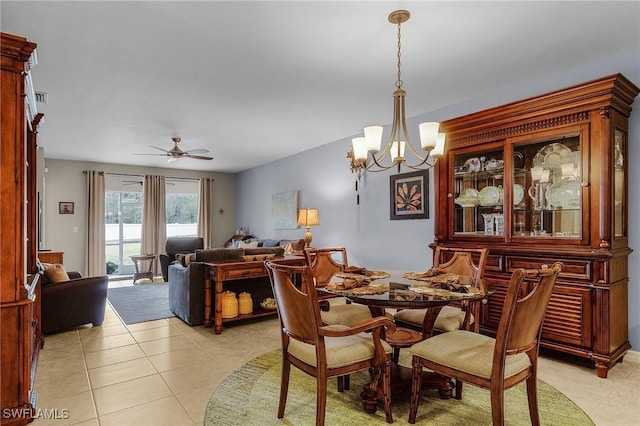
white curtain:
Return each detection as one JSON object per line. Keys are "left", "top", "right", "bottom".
{"left": 141, "top": 175, "right": 166, "bottom": 276}
{"left": 198, "top": 178, "right": 214, "bottom": 248}
{"left": 85, "top": 171, "right": 105, "bottom": 276}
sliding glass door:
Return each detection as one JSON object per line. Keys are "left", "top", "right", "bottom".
{"left": 105, "top": 191, "right": 143, "bottom": 276}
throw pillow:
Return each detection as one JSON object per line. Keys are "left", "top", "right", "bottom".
{"left": 44, "top": 263, "right": 70, "bottom": 283}
{"left": 237, "top": 240, "right": 259, "bottom": 249}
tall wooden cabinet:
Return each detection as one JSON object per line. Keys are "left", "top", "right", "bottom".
{"left": 1, "top": 32, "right": 43, "bottom": 425}
{"left": 434, "top": 74, "right": 639, "bottom": 378}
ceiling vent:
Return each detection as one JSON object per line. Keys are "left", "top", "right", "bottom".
{"left": 35, "top": 91, "right": 48, "bottom": 103}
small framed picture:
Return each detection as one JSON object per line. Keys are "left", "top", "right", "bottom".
{"left": 390, "top": 171, "right": 429, "bottom": 220}
{"left": 59, "top": 202, "right": 74, "bottom": 214}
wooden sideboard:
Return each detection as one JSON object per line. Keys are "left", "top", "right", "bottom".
{"left": 203, "top": 256, "right": 305, "bottom": 333}
{"left": 38, "top": 251, "right": 64, "bottom": 265}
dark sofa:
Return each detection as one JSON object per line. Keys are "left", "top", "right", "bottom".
{"left": 159, "top": 236, "right": 204, "bottom": 282}
{"left": 41, "top": 271, "right": 108, "bottom": 334}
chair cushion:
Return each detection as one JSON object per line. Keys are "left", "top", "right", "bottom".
{"left": 320, "top": 304, "right": 373, "bottom": 327}
{"left": 394, "top": 305, "right": 474, "bottom": 332}
{"left": 288, "top": 325, "right": 392, "bottom": 368}
{"left": 410, "top": 330, "right": 531, "bottom": 379}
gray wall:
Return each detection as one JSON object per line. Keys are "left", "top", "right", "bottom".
{"left": 42, "top": 159, "right": 236, "bottom": 274}
{"left": 236, "top": 51, "right": 640, "bottom": 351}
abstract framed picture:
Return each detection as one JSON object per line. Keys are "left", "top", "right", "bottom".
{"left": 390, "top": 171, "right": 429, "bottom": 220}
{"left": 272, "top": 190, "right": 299, "bottom": 229}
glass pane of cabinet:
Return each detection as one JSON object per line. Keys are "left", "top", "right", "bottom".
{"left": 451, "top": 132, "right": 584, "bottom": 239}
{"left": 513, "top": 133, "right": 582, "bottom": 239}
{"left": 453, "top": 148, "right": 504, "bottom": 236}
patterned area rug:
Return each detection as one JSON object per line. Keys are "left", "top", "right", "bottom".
{"left": 205, "top": 349, "right": 594, "bottom": 426}
{"left": 106, "top": 282, "right": 174, "bottom": 324}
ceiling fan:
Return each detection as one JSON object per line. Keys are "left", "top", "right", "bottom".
{"left": 136, "top": 137, "right": 213, "bottom": 162}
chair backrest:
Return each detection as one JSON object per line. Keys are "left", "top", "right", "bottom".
{"left": 265, "top": 261, "right": 322, "bottom": 344}
{"left": 303, "top": 247, "right": 348, "bottom": 287}
{"left": 165, "top": 237, "right": 204, "bottom": 257}
{"left": 496, "top": 262, "right": 563, "bottom": 360}
{"left": 433, "top": 246, "right": 488, "bottom": 289}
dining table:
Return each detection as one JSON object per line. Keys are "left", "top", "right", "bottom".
{"left": 321, "top": 269, "right": 492, "bottom": 415}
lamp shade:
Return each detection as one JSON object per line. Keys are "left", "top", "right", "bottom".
{"left": 297, "top": 208, "right": 320, "bottom": 227}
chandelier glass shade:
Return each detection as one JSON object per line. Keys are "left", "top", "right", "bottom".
{"left": 348, "top": 10, "right": 446, "bottom": 174}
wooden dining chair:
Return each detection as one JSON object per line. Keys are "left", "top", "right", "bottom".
{"left": 303, "top": 247, "right": 374, "bottom": 328}
{"left": 265, "top": 261, "right": 395, "bottom": 426}
{"left": 394, "top": 246, "right": 489, "bottom": 336}
{"left": 407, "top": 262, "right": 563, "bottom": 425}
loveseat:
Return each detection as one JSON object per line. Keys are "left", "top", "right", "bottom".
{"left": 40, "top": 267, "right": 108, "bottom": 334}
{"left": 168, "top": 246, "right": 287, "bottom": 325}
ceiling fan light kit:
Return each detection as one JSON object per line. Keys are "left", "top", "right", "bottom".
{"left": 348, "top": 9, "right": 446, "bottom": 175}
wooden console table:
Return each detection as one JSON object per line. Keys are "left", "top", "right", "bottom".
{"left": 203, "top": 256, "right": 305, "bottom": 334}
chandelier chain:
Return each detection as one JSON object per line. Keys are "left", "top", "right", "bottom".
{"left": 396, "top": 20, "right": 403, "bottom": 89}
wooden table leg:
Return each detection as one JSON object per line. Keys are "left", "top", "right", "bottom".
{"left": 214, "top": 278, "right": 224, "bottom": 334}
{"left": 204, "top": 276, "right": 212, "bottom": 327}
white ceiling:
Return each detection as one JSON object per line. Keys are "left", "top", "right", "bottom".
{"left": 2, "top": 1, "right": 638, "bottom": 173}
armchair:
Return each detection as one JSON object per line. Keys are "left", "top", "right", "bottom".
{"left": 159, "top": 236, "right": 204, "bottom": 282}
{"left": 41, "top": 270, "right": 108, "bottom": 335}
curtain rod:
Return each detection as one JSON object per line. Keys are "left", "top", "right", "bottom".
{"left": 82, "top": 171, "right": 214, "bottom": 181}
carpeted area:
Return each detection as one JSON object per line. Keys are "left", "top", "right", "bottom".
{"left": 205, "top": 349, "right": 594, "bottom": 426}
{"left": 106, "top": 282, "right": 175, "bottom": 325}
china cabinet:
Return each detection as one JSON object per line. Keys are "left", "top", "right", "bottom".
{"left": 1, "top": 32, "right": 43, "bottom": 424}
{"left": 433, "top": 74, "right": 639, "bottom": 378}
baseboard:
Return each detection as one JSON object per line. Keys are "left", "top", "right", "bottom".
{"left": 624, "top": 349, "right": 640, "bottom": 364}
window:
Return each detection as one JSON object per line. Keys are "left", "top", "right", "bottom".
{"left": 104, "top": 176, "right": 199, "bottom": 276}
{"left": 166, "top": 178, "right": 198, "bottom": 238}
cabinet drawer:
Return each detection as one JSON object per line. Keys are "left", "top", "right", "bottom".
{"left": 224, "top": 265, "right": 266, "bottom": 279}
{"left": 506, "top": 256, "right": 592, "bottom": 281}
{"left": 486, "top": 254, "right": 504, "bottom": 272}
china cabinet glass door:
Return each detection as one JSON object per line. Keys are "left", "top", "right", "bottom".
{"left": 452, "top": 146, "right": 504, "bottom": 236}
{"left": 511, "top": 129, "right": 584, "bottom": 240}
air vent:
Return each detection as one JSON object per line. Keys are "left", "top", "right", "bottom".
{"left": 35, "top": 91, "right": 48, "bottom": 103}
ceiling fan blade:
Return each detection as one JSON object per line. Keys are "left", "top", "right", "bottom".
{"left": 186, "top": 154, "right": 213, "bottom": 161}
{"left": 149, "top": 145, "right": 170, "bottom": 153}
{"left": 132, "top": 153, "right": 167, "bottom": 156}
{"left": 185, "top": 148, "right": 209, "bottom": 155}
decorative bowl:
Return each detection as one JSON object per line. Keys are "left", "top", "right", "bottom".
{"left": 243, "top": 253, "right": 276, "bottom": 262}
{"left": 260, "top": 297, "right": 277, "bottom": 310}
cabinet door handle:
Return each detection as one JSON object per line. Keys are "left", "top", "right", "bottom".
{"left": 32, "top": 318, "right": 38, "bottom": 327}
{"left": 447, "top": 193, "right": 453, "bottom": 198}
{"left": 581, "top": 181, "right": 589, "bottom": 187}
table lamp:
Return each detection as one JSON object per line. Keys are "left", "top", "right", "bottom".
{"left": 297, "top": 208, "right": 320, "bottom": 248}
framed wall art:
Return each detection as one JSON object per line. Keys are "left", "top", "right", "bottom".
{"left": 390, "top": 171, "right": 429, "bottom": 220}
{"left": 59, "top": 202, "right": 74, "bottom": 214}
{"left": 272, "top": 190, "right": 299, "bottom": 229}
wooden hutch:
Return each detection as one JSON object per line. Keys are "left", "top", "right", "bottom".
{"left": 1, "top": 33, "right": 43, "bottom": 424}
{"left": 433, "top": 74, "right": 639, "bottom": 378}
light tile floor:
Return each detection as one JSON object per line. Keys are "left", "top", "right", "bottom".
{"left": 32, "top": 283, "right": 639, "bottom": 426}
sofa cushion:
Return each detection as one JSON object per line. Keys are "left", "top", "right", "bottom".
{"left": 237, "top": 240, "right": 259, "bottom": 249}
{"left": 176, "top": 253, "right": 196, "bottom": 267}
{"left": 42, "top": 263, "right": 70, "bottom": 284}
{"left": 259, "top": 239, "right": 281, "bottom": 247}
{"left": 195, "top": 248, "right": 245, "bottom": 262}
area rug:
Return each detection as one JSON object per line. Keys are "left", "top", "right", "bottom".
{"left": 205, "top": 349, "right": 594, "bottom": 426}
{"left": 107, "top": 282, "right": 174, "bottom": 325}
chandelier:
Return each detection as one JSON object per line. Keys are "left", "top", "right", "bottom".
{"left": 348, "top": 10, "right": 446, "bottom": 174}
